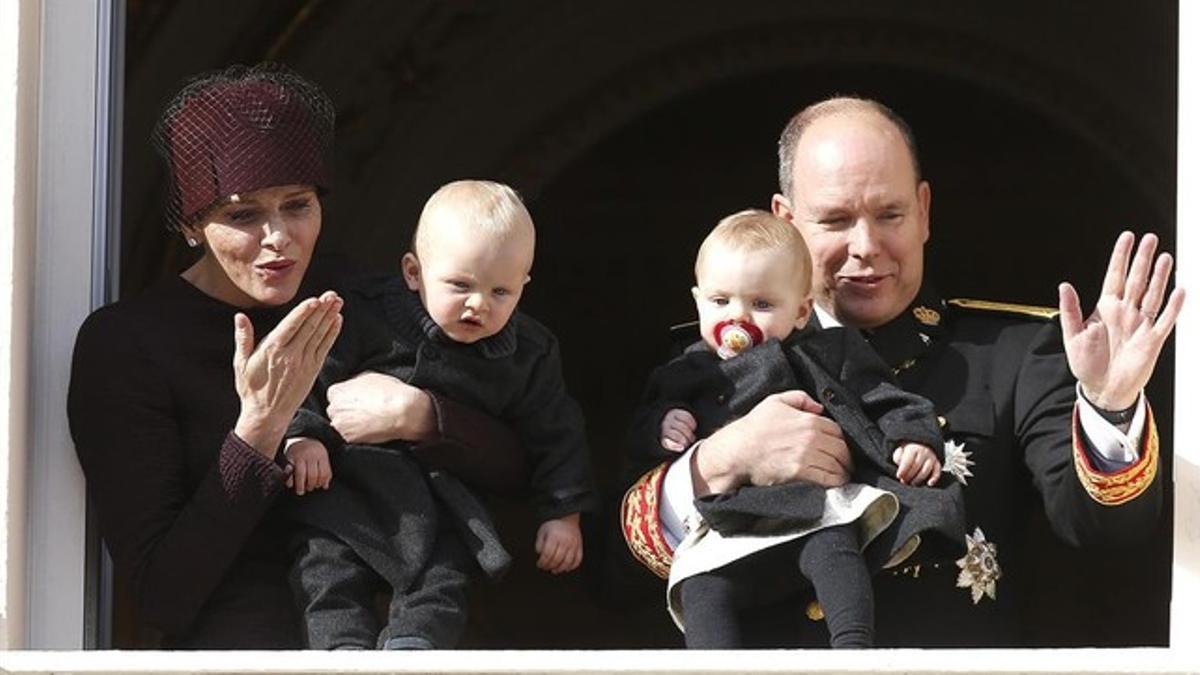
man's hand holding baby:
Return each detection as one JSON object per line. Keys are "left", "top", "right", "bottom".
{"left": 535, "top": 512, "right": 583, "bottom": 574}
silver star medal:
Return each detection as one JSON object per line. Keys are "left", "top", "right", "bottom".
{"left": 943, "top": 439, "right": 974, "bottom": 485}
{"left": 956, "top": 527, "right": 1001, "bottom": 603}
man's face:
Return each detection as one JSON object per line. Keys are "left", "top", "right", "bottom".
{"left": 772, "top": 113, "right": 930, "bottom": 329}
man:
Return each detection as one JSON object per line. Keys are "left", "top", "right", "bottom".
{"left": 620, "top": 96, "right": 1184, "bottom": 646}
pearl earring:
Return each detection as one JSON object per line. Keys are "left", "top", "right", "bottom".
{"left": 186, "top": 237, "right": 199, "bottom": 248}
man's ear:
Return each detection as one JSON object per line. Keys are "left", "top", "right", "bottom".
{"left": 917, "top": 180, "right": 932, "bottom": 244}
{"left": 771, "top": 193, "right": 795, "bottom": 224}
{"left": 401, "top": 252, "right": 422, "bottom": 291}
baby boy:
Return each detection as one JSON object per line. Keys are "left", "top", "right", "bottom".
{"left": 286, "top": 180, "right": 593, "bottom": 650}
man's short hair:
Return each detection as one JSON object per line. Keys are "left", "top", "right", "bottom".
{"left": 414, "top": 179, "right": 534, "bottom": 255}
{"left": 696, "top": 209, "right": 813, "bottom": 297}
{"left": 777, "top": 96, "right": 922, "bottom": 198}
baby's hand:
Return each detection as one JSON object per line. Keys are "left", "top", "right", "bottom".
{"left": 892, "top": 442, "right": 942, "bottom": 486}
{"left": 660, "top": 408, "right": 697, "bottom": 452}
{"left": 535, "top": 513, "right": 583, "bottom": 574}
{"left": 285, "top": 437, "right": 333, "bottom": 495}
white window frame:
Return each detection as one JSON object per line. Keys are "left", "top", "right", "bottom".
{"left": 24, "top": 0, "right": 110, "bottom": 650}
{"left": 5, "top": 0, "right": 1198, "bottom": 670}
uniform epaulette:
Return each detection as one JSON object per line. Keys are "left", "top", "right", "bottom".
{"left": 946, "top": 298, "right": 1058, "bottom": 320}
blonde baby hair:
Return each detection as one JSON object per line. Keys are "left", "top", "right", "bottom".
{"left": 413, "top": 179, "right": 535, "bottom": 257}
{"left": 695, "top": 209, "right": 813, "bottom": 296}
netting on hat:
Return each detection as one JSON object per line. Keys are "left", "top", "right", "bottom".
{"left": 151, "top": 63, "right": 335, "bottom": 231}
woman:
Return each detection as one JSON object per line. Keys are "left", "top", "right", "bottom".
{"left": 68, "top": 64, "right": 523, "bottom": 649}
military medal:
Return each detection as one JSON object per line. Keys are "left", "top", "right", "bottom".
{"left": 944, "top": 439, "right": 975, "bottom": 486}
{"left": 956, "top": 527, "right": 1001, "bottom": 603}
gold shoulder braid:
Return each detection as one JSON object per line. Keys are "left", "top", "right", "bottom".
{"left": 946, "top": 298, "right": 1058, "bottom": 320}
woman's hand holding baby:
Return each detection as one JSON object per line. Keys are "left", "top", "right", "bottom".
{"left": 326, "top": 372, "right": 436, "bottom": 444}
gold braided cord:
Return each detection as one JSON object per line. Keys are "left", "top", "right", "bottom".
{"left": 621, "top": 463, "right": 673, "bottom": 579}
{"left": 1072, "top": 403, "right": 1159, "bottom": 506}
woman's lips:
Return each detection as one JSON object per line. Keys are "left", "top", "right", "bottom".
{"left": 255, "top": 259, "right": 296, "bottom": 280}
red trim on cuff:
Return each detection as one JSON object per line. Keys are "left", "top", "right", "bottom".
{"left": 621, "top": 462, "right": 674, "bottom": 579}
{"left": 1072, "top": 401, "right": 1159, "bottom": 506}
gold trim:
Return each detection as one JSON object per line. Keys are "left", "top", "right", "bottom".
{"left": 913, "top": 306, "right": 941, "bottom": 326}
{"left": 946, "top": 298, "right": 1058, "bottom": 319}
{"left": 805, "top": 601, "right": 825, "bottom": 621}
{"left": 1072, "top": 403, "right": 1160, "bottom": 505}
{"left": 621, "top": 464, "right": 673, "bottom": 579}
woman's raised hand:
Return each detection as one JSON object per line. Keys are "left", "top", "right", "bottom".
{"left": 233, "top": 291, "right": 343, "bottom": 457}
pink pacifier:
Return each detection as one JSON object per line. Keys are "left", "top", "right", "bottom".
{"left": 713, "top": 320, "right": 764, "bottom": 359}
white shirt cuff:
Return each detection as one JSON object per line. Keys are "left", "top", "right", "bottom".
{"left": 660, "top": 443, "right": 704, "bottom": 549}
{"left": 1075, "top": 384, "right": 1147, "bottom": 469}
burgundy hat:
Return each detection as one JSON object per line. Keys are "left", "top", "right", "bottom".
{"left": 153, "top": 64, "right": 334, "bottom": 230}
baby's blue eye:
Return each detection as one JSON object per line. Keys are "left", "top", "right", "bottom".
{"left": 753, "top": 300, "right": 773, "bottom": 310}
{"left": 712, "top": 298, "right": 728, "bottom": 306}
{"left": 493, "top": 288, "right": 510, "bottom": 297}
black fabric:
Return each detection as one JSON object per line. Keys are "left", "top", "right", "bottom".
{"left": 694, "top": 483, "right": 827, "bottom": 536}
{"left": 678, "top": 573, "right": 743, "bottom": 648}
{"left": 290, "top": 520, "right": 472, "bottom": 650}
{"left": 288, "top": 442, "right": 506, "bottom": 588}
{"left": 632, "top": 326, "right": 965, "bottom": 566}
{"left": 68, "top": 275, "right": 300, "bottom": 647}
{"left": 378, "top": 520, "right": 473, "bottom": 649}
{"left": 798, "top": 525, "right": 873, "bottom": 649}
{"left": 628, "top": 282, "right": 1165, "bottom": 647}
{"left": 287, "top": 274, "right": 593, "bottom": 647}
{"left": 678, "top": 525, "right": 871, "bottom": 649}
{"left": 293, "top": 275, "right": 594, "bottom": 519}
{"left": 290, "top": 529, "right": 385, "bottom": 649}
